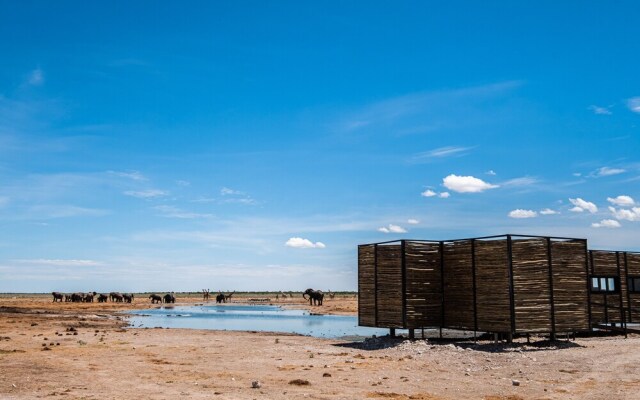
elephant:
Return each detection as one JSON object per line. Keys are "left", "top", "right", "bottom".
{"left": 303, "top": 288, "right": 324, "bottom": 306}
{"left": 71, "top": 292, "right": 85, "bottom": 302}
{"left": 83, "top": 292, "right": 97, "bottom": 302}
{"left": 216, "top": 291, "right": 234, "bottom": 303}
{"left": 64, "top": 294, "right": 73, "bottom": 302}
{"left": 52, "top": 292, "right": 64, "bottom": 302}
{"left": 163, "top": 293, "right": 175, "bottom": 304}
{"left": 149, "top": 294, "right": 162, "bottom": 304}
{"left": 123, "top": 293, "right": 134, "bottom": 303}
{"left": 97, "top": 293, "right": 109, "bottom": 303}
{"left": 110, "top": 292, "right": 124, "bottom": 302}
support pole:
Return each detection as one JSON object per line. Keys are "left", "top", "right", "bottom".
{"left": 546, "top": 237, "right": 557, "bottom": 340}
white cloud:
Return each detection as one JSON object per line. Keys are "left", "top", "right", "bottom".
{"left": 508, "top": 209, "right": 537, "bottom": 219}
{"left": 502, "top": 177, "right": 538, "bottom": 187}
{"left": 27, "top": 68, "right": 44, "bottom": 86}
{"left": 108, "top": 170, "right": 147, "bottom": 181}
{"left": 627, "top": 97, "right": 640, "bottom": 113}
{"left": 378, "top": 224, "right": 407, "bottom": 233}
{"left": 588, "top": 105, "right": 612, "bottom": 115}
{"left": 154, "top": 205, "right": 214, "bottom": 219}
{"left": 221, "top": 187, "right": 243, "bottom": 196}
{"left": 443, "top": 174, "right": 498, "bottom": 193}
{"left": 608, "top": 206, "right": 640, "bottom": 221}
{"left": 12, "top": 259, "right": 103, "bottom": 267}
{"left": 595, "top": 167, "right": 626, "bottom": 177}
{"left": 486, "top": 170, "right": 496, "bottom": 176}
{"left": 407, "top": 219, "right": 419, "bottom": 225}
{"left": 124, "top": 189, "right": 167, "bottom": 198}
{"left": 411, "top": 146, "right": 472, "bottom": 162}
{"left": 570, "top": 206, "right": 585, "bottom": 213}
{"left": 285, "top": 237, "right": 326, "bottom": 249}
{"left": 607, "top": 195, "right": 635, "bottom": 207}
{"left": 439, "top": 192, "right": 450, "bottom": 198}
{"left": 176, "top": 180, "right": 190, "bottom": 186}
{"left": 421, "top": 189, "right": 437, "bottom": 197}
{"left": 569, "top": 198, "right": 598, "bottom": 213}
{"left": 540, "top": 208, "right": 559, "bottom": 215}
{"left": 592, "top": 219, "right": 621, "bottom": 229}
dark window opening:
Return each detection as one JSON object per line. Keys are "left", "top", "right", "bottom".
{"left": 627, "top": 276, "right": 640, "bottom": 293}
{"left": 591, "top": 276, "right": 618, "bottom": 293}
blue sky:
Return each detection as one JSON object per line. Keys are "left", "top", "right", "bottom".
{"left": 1, "top": 1, "right": 639, "bottom": 292}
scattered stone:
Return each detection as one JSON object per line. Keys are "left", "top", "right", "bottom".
{"left": 251, "top": 381, "right": 262, "bottom": 389}
{"left": 31, "top": 323, "right": 38, "bottom": 327}
{"left": 323, "top": 373, "right": 331, "bottom": 378}
{"left": 512, "top": 379, "right": 521, "bottom": 386}
{"left": 288, "top": 379, "right": 310, "bottom": 386}
{"left": 42, "top": 347, "right": 51, "bottom": 351}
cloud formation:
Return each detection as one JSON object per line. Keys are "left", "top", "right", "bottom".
{"left": 627, "top": 97, "right": 640, "bottom": 113}
{"left": 588, "top": 105, "right": 612, "bottom": 115}
{"left": 595, "top": 167, "right": 626, "bottom": 177}
{"left": 378, "top": 224, "right": 407, "bottom": 233}
{"left": 27, "top": 68, "right": 44, "bottom": 86}
{"left": 540, "top": 208, "right": 559, "bottom": 215}
{"left": 285, "top": 237, "right": 326, "bottom": 249}
{"left": 569, "top": 198, "right": 597, "bottom": 213}
{"left": 443, "top": 174, "right": 498, "bottom": 193}
{"left": 607, "top": 195, "right": 635, "bottom": 207}
{"left": 508, "top": 209, "right": 537, "bottom": 219}
{"left": 421, "top": 189, "right": 436, "bottom": 197}
{"left": 407, "top": 219, "right": 419, "bottom": 225}
{"left": 608, "top": 206, "right": 640, "bottom": 221}
{"left": 411, "top": 146, "right": 472, "bottom": 162}
{"left": 591, "top": 219, "right": 621, "bottom": 229}
{"left": 12, "top": 259, "right": 103, "bottom": 267}
{"left": 124, "top": 189, "right": 167, "bottom": 198}
{"left": 108, "top": 170, "right": 147, "bottom": 181}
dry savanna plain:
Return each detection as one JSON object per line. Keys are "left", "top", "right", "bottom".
{"left": 1, "top": 293, "right": 639, "bottom": 400}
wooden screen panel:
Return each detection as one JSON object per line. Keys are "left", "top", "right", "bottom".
{"left": 443, "top": 241, "right": 474, "bottom": 330}
{"left": 375, "top": 244, "right": 404, "bottom": 327}
{"left": 511, "top": 238, "right": 552, "bottom": 333}
{"left": 358, "top": 244, "right": 376, "bottom": 327}
{"left": 552, "top": 241, "right": 589, "bottom": 332}
{"left": 475, "top": 239, "right": 511, "bottom": 333}
{"left": 405, "top": 241, "right": 442, "bottom": 328}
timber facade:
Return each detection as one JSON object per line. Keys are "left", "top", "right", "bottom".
{"left": 358, "top": 234, "right": 640, "bottom": 337}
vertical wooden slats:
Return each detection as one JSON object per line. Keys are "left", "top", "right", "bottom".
{"left": 511, "top": 238, "right": 552, "bottom": 333}
{"left": 405, "top": 241, "right": 442, "bottom": 327}
{"left": 474, "top": 239, "right": 511, "bottom": 332}
{"left": 551, "top": 241, "right": 589, "bottom": 332}
{"left": 357, "top": 245, "right": 375, "bottom": 326}
{"left": 376, "top": 244, "right": 404, "bottom": 327}
{"left": 443, "top": 241, "right": 475, "bottom": 330}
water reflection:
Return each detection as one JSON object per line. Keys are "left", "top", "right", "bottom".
{"left": 126, "top": 305, "right": 388, "bottom": 339}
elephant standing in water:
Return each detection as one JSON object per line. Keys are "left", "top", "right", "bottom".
{"left": 303, "top": 288, "right": 324, "bottom": 306}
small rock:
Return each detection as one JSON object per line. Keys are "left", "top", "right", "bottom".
{"left": 512, "top": 379, "right": 521, "bottom": 386}
{"left": 323, "top": 373, "right": 331, "bottom": 378}
{"left": 251, "top": 381, "right": 261, "bottom": 389}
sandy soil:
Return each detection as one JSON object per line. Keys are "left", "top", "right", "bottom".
{"left": 1, "top": 294, "right": 639, "bottom": 400}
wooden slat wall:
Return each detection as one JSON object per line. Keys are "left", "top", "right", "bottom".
{"left": 512, "top": 239, "right": 552, "bottom": 333}
{"left": 475, "top": 239, "right": 511, "bottom": 332}
{"left": 590, "top": 251, "right": 622, "bottom": 324}
{"left": 627, "top": 253, "right": 640, "bottom": 322}
{"left": 357, "top": 245, "right": 376, "bottom": 327}
{"left": 551, "top": 241, "right": 589, "bottom": 332}
{"left": 443, "top": 241, "right": 474, "bottom": 330}
{"left": 405, "top": 241, "right": 442, "bottom": 328}
{"left": 376, "top": 244, "right": 404, "bottom": 327}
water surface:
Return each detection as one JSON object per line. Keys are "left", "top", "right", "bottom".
{"left": 127, "top": 304, "right": 389, "bottom": 339}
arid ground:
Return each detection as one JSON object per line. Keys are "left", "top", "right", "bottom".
{"left": 1, "top": 294, "right": 639, "bottom": 399}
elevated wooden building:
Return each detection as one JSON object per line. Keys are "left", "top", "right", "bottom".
{"left": 358, "top": 234, "right": 640, "bottom": 338}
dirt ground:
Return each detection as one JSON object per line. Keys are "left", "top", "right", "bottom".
{"left": 1, "top": 294, "right": 639, "bottom": 400}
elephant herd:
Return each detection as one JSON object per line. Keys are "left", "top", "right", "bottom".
{"left": 52, "top": 288, "right": 330, "bottom": 306}
{"left": 51, "top": 291, "right": 135, "bottom": 303}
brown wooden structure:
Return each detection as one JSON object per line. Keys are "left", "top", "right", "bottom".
{"left": 358, "top": 234, "right": 640, "bottom": 338}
